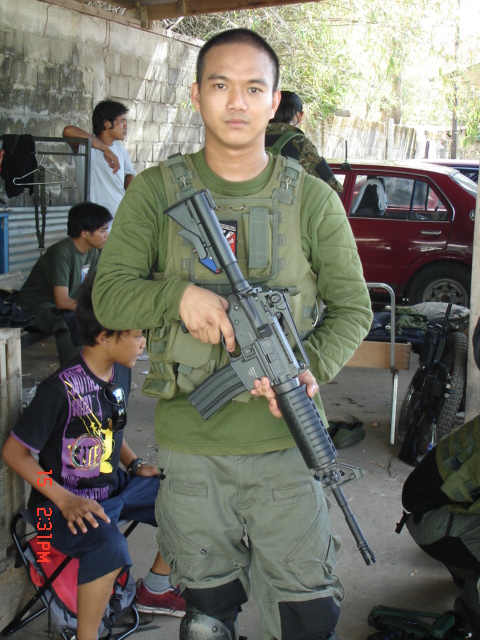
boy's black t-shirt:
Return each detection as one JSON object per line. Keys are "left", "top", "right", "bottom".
{"left": 12, "top": 354, "right": 131, "bottom": 511}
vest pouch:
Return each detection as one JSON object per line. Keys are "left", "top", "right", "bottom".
{"left": 241, "top": 205, "right": 277, "bottom": 281}
{"left": 142, "top": 325, "right": 179, "bottom": 399}
{"left": 277, "top": 287, "right": 319, "bottom": 346}
{"left": 171, "top": 328, "right": 227, "bottom": 395}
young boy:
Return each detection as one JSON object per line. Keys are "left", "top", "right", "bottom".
{"left": 2, "top": 276, "right": 184, "bottom": 640}
{"left": 16, "top": 201, "right": 112, "bottom": 366}
{"left": 63, "top": 100, "right": 136, "bottom": 217}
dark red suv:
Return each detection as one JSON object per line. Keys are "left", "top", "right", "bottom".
{"left": 329, "top": 160, "right": 477, "bottom": 306}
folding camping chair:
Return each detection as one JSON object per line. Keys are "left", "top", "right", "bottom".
{"left": 1, "top": 509, "right": 140, "bottom": 639}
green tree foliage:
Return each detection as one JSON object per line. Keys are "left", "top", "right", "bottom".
{"left": 159, "top": 5, "right": 358, "bottom": 126}
{"left": 158, "top": 0, "right": 480, "bottom": 142}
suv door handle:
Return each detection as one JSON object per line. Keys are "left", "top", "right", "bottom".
{"left": 420, "top": 230, "right": 442, "bottom": 236}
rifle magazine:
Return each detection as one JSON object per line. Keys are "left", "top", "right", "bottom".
{"left": 188, "top": 363, "right": 248, "bottom": 419}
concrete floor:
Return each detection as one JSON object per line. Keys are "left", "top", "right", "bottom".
{"left": 6, "top": 336, "right": 459, "bottom": 640}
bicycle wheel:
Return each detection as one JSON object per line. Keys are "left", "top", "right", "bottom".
{"left": 396, "top": 331, "right": 468, "bottom": 453}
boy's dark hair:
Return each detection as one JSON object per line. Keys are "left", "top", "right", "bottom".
{"left": 76, "top": 272, "right": 115, "bottom": 346}
{"left": 92, "top": 100, "right": 129, "bottom": 136}
{"left": 196, "top": 28, "right": 280, "bottom": 91}
{"left": 270, "top": 90, "right": 303, "bottom": 124}
{"left": 67, "top": 202, "right": 112, "bottom": 238}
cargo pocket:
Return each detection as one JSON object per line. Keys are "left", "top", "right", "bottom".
{"left": 156, "top": 477, "right": 210, "bottom": 582}
{"left": 284, "top": 508, "right": 342, "bottom": 590}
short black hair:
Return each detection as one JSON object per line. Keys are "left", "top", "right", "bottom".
{"left": 67, "top": 202, "right": 112, "bottom": 238}
{"left": 92, "top": 99, "right": 128, "bottom": 136}
{"left": 196, "top": 28, "right": 280, "bottom": 91}
{"left": 76, "top": 272, "right": 116, "bottom": 346}
{"left": 270, "top": 90, "right": 303, "bottom": 124}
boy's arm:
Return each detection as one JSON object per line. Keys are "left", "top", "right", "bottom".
{"left": 62, "top": 125, "right": 120, "bottom": 173}
{"left": 120, "top": 439, "right": 159, "bottom": 477}
{"left": 2, "top": 435, "right": 110, "bottom": 534}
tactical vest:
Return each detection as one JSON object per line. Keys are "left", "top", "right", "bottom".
{"left": 435, "top": 415, "right": 480, "bottom": 514}
{"left": 142, "top": 152, "right": 321, "bottom": 401}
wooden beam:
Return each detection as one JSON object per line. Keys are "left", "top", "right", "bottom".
{"left": 145, "top": 0, "right": 320, "bottom": 21}
{"left": 139, "top": 3, "right": 150, "bottom": 27}
{"left": 40, "top": 0, "right": 323, "bottom": 28}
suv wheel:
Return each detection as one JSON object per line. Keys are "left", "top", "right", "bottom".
{"left": 407, "top": 263, "right": 471, "bottom": 306}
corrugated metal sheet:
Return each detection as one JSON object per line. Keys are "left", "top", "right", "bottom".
{"left": 5, "top": 206, "right": 69, "bottom": 285}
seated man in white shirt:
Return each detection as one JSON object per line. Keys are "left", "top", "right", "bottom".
{"left": 63, "top": 100, "right": 136, "bottom": 217}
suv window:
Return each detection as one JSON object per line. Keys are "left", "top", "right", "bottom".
{"left": 350, "top": 174, "right": 448, "bottom": 221}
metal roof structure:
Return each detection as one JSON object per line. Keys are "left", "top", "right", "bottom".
{"left": 52, "top": 0, "right": 320, "bottom": 29}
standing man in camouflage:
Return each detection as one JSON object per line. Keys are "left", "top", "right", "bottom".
{"left": 265, "top": 90, "right": 343, "bottom": 193}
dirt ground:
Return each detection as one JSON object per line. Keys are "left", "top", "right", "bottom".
{"left": 12, "top": 335, "right": 458, "bottom": 640}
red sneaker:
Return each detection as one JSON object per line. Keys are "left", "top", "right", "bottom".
{"left": 135, "top": 578, "right": 186, "bottom": 617}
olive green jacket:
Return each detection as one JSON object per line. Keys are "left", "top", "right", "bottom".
{"left": 93, "top": 150, "right": 372, "bottom": 455}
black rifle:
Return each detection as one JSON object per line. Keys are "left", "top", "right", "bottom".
{"left": 398, "top": 296, "right": 455, "bottom": 467}
{"left": 164, "top": 189, "right": 375, "bottom": 565}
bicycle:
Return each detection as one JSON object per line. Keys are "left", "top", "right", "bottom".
{"left": 397, "top": 296, "right": 468, "bottom": 466}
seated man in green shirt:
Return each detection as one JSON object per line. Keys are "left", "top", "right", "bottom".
{"left": 17, "top": 201, "right": 112, "bottom": 365}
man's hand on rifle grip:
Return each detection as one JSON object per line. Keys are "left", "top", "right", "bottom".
{"left": 179, "top": 284, "right": 236, "bottom": 351}
{"left": 250, "top": 370, "right": 319, "bottom": 419}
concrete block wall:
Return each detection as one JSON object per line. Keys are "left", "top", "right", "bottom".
{"left": 313, "top": 114, "right": 450, "bottom": 162}
{"left": 0, "top": 0, "right": 204, "bottom": 209}
{"left": 320, "top": 115, "right": 388, "bottom": 160}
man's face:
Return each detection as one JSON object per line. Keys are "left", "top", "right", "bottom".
{"left": 191, "top": 43, "right": 280, "bottom": 152}
{"left": 83, "top": 223, "right": 110, "bottom": 249}
{"left": 106, "top": 114, "right": 127, "bottom": 140}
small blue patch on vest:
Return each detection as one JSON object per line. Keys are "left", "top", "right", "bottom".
{"left": 199, "top": 221, "right": 237, "bottom": 273}
{"left": 200, "top": 256, "right": 219, "bottom": 273}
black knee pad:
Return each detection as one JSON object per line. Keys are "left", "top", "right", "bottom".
{"left": 181, "top": 579, "right": 248, "bottom": 638}
{"left": 421, "top": 537, "right": 480, "bottom": 573}
{"left": 279, "top": 596, "right": 340, "bottom": 640}
{"left": 183, "top": 578, "right": 248, "bottom": 618}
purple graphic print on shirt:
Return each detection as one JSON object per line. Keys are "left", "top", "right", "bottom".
{"left": 59, "top": 364, "right": 113, "bottom": 501}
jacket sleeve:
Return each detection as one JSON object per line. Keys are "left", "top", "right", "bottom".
{"left": 92, "top": 167, "right": 191, "bottom": 331}
{"left": 300, "top": 175, "right": 373, "bottom": 384}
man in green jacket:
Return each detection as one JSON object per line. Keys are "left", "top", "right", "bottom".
{"left": 93, "top": 28, "right": 372, "bottom": 640}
